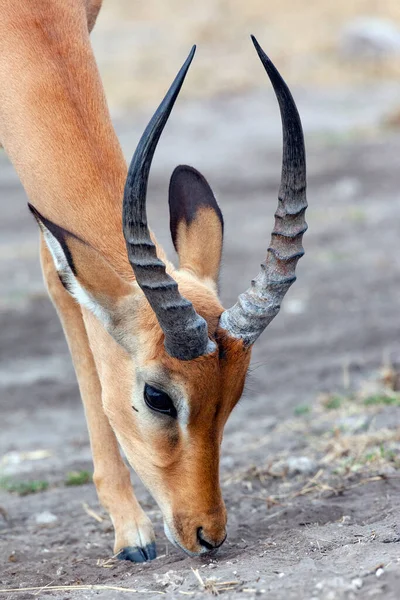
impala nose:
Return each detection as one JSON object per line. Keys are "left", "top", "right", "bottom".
{"left": 197, "top": 527, "right": 227, "bottom": 552}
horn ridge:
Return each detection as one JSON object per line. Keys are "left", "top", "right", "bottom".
{"left": 123, "top": 46, "right": 214, "bottom": 361}
{"left": 219, "top": 36, "right": 307, "bottom": 345}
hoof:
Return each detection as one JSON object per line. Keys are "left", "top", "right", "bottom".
{"left": 117, "top": 541, "right": 157, "bottom": 562}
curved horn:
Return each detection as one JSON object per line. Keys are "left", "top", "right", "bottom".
{"left": 219, "top": 36, "right": 307, "bottom": 346}
{"left": 123, "top": 46, "right": 214, "bottom": 361}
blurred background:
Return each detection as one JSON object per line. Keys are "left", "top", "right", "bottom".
{"left": 93, "top": 0, "right": 400, "bottom": 113}
{"left": 1, "top": 1, "right": 400, "bottom": 596}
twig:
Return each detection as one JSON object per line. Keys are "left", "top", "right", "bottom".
{"left": 191, "top": 568, "right": 205, "bottom": 588}
{"left": 33, "top": 580, "right": 55, "bottom": 597}
{"left": 82, "top": 502, "right": 104, "bottom": 523}
{"left": 191, "top": 569, "right": 240, "bottom": 595}
{"left": 290, "top": 469, "right": 324, "bottom": 498}
{"left": 263, "top": 508, "right": 288, "bottom": 521}
{"left": 0, "top": 585, "right": 165, "bottom": 594}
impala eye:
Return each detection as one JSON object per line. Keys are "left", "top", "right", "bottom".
{"left": 144, "top": 384, "right": 177, "bottom": 419}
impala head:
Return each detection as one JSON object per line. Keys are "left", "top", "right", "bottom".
{"left": 31, "top": 37, "right": 307, "bottom": 557}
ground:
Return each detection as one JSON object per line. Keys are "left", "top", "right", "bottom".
{"left": 1, "top": 67, "right": 400, "bottom": 600}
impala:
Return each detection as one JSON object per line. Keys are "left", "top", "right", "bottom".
{"left": 0, "top": 0, "right": 307, "bottom": 561}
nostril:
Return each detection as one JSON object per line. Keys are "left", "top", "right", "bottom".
{"left": 197, "top": 527, "right": 215, "bottom": 550}
{"left": 197, "top": 527, "right": 226, "bottom": 551}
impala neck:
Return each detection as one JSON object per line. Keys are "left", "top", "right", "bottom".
{"left": 0, "top": 0, "right": 133, "bottom": 277}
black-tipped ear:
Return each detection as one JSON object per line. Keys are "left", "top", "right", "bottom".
{"left": 169, "top": 165, "right": 223, "bottom": 250}
{"left": 28, "top": 203, "right": 77, "bottom": 277}
{"left": 168, "top": 165, "right": 223, "bottom": 285}
{"left": 28, "top": 203, "right": 139, "bottom": 350}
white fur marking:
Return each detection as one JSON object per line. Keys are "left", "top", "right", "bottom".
{"left": 41, "top": 225, "right": 111, "bottom": 328}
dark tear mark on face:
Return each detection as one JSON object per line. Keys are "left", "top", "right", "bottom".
{"left": 168, "top": 165, "right": 223, "bottom": 251}
{"left": 218, "top": 342, "right": 227, "bottom": 361}
{"left": 28, "top": 203, "right": 77, "bottom": 276}
{"left": 213, "top": 329, "right": 228, "bottom": 361}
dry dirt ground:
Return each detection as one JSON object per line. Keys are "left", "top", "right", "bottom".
{"left": 1, "top": 82, "right": 400, "bottom": 599}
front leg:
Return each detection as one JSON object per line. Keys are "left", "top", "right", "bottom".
{"left": 40, "top": 238, "right": 156, "bottom": 561}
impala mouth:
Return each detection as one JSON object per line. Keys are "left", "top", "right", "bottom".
{"left": 163, "top": 521, "right": 197, "bottom": 556}
{"left": 163, "top": 521, "right": 219, "bottom": 557}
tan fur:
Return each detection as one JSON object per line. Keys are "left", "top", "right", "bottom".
{"left": 40, "top": 239, "right": 155, "bottom": 552}
{"left": 175, "top": 206, "right": 223, "bottom": 287}
{"left": 2, "top": 0, "right": 253, "bottom": 557}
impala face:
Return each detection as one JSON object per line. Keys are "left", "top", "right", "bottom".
{"left": 32, "top": 37, "right": 307, "bottom": 559}
{"left": 100, "top": 285, "right": 252, "bottom": 555}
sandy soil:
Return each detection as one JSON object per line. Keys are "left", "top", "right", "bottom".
{"left": 1, "top": 80, "right": 400, "bottom": 598}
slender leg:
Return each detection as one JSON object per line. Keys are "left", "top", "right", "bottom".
{"left": 40, "top": 237, "right": 156, "bottom": 561}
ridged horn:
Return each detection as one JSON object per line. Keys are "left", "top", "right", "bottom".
{"left": 122, "top": 46, "right": 215, "bottom": 360}
{"left": 219, "top": 36, "right": 307, "bottom": 345}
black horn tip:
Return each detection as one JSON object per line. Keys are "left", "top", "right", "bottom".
{"left": 250, "top": 35, "right": 271, "bottom": 65}
{"left": 250, "top": 35, "right": 266, "bottom": 57}
{"left": 250, "top": 35, "right": 286, "bottom": 92}
{"left": 184, "top": 45, "right": 196, "bottom": 70}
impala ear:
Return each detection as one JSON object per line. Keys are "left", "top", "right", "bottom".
{"left": 29, "top": 204, "right": 138, "bottom": 348}
{"left": 169, "top": 165, "right": 224, "bottom": 287}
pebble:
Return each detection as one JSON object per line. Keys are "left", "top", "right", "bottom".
{"left": 336, "top": 415, "right": 370, "bottom": 434}
{"left": 339, "top": 18, "right": 400, "bottom": 60}
{"left": 153, "top": 570, "right": 184, "bottom": 589}
{"left": 333, "top": 177, "right": 362, "bottom": 200}
{"left": 35, "top": 511, "right": 58, "bottom": 525}
{"left": 286, "top": 456, "right": 318, "bottom": 477}
{"left": 351, "top": 577, "right": 363, "bottom": 590}
{"left": 284, "top": 298, "right": 307, "bottom": 315}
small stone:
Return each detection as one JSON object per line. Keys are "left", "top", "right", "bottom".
{"left": 299, "top": 557, "right": 317, "bottom": 571}
{"left": 153, "top": 570, "right": 184, "bottom": 589}
{"left": 220, "top": 455, "right": 235, "bottom": 469}
{"left": 336, "top": 415, "right": 370, "bottom": 434}
{"left": 284, "top": 298, "right": 307, "bottom": 315}
{"left": 340, "top": 515, "right": 351, "bottom": 525}
{"left": 382, "top": 533, "right": 400, "bottom": 543}
{"left": 376, "top": 567, "right": 384, "bottom": 578}
{"left": 339, "top": 18, "right": 400, "bottom": 60}
{"left": 35, "top": 511, "right": 58, "bottom": 525}
{"left": 351, "top": 577, "right": 363, "bottom": 590}
{"left": 286, "top": 456, "right": 318, "bottom": 477}
{"left": 333, "top": 177, "right": 361, "bottom": 200}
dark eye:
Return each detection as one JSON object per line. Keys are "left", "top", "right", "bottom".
{"left": 144, "top": 384, "right": 177, "bottom": 419}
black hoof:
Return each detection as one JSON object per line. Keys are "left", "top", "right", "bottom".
{"left": 117, "top": 542, "right": 157, "bottom": 562}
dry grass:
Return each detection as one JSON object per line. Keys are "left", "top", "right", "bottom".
{"left": 82, "top": 502, "right": 104, "bottom": 523}
{"left": 223, "top": 363, "right": 400, "bottom": 507}
{"left": 0, "top": 584, "right": 165, "bottom": 595}
{"left": 191, "top": 568, "right": 241, "bottom": 596}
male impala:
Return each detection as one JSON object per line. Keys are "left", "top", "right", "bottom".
{"left": 0, "top": 1, "right": 307, "bottom": 561}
